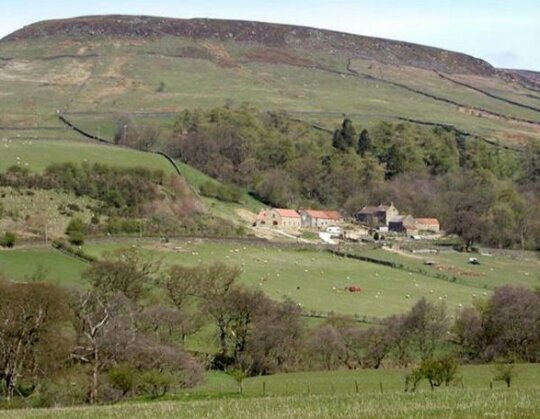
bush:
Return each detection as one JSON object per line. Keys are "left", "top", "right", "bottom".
{"left": 106, "top": 217, "right": 141, "bottom": 234}
{"left": 405, "top": 356, "right": 459, "bottom": 392}
{"left": 66, "top": 217, "right": 86, "bottom": 245}
{"left": 35, "top": 367, "right": 90, "bottom": 408}
{"left": 493, "top": 363, "right": 516, "bottom": 388}
{"left": 68, "top": 230, "right": 85, "bottom": 246}
{"left": 108, "top": 363, "right": 137, "bottom": 397}
{"left": 199, "top": 181, "right": 243, "bottom": 203}
{"left": 137, "top": 370, "right": 176, "bottom": 399}
{"left": 0, "top": 231, "right": 16, "bottom": 248}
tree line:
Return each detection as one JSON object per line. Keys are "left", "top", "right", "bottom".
{"left": 120, "top": 104, "right": 540, "bottom": 250}
{"left": 1, "top": 252, "right": 539, "bottom": 407}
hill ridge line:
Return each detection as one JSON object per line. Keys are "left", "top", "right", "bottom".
{"left": 1, "top": 15, "right": 495, "bottom": 75}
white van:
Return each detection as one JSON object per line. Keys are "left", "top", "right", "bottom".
{"left": 326, "top": 226, "right": 342, "bottom": 238}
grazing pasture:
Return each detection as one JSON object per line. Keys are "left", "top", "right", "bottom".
{"left": 0, "top": 247, "right": 87, "bottom": 284}
{"left": 82, "top": 239, "right": 502, "bottom": 319}
{"left": 351, "top": 247, "right": 540, "bottom": 290}
{"left": 0, "top": 138, "right": 175, "bottom": 173}
{"left": 2, "top": 238, "right": 536, "bottom": 320}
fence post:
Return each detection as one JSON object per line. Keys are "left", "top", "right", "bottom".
{"left": 307, "top": 383, "right": 310, "bottom": 395}
{"left": 285, "top": 383, "right": 289, "bottom": 396}
{"left": 355, "top": 380, "right": 359, "bottom": 394}
{"left": 262, "top": 381, "right": 266, "bottom": 397}
{"left": 379, "top": 381, "right": 383, "bottom": 394}
{"left": 331, "top": 382, "right": 335, "bottom": 394}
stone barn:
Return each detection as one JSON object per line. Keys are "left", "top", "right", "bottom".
{"left": 415, "top": 218, "right": 440, "bottom": 233}
{"left": 300, "top": 210, "right": 343, "bottom": 229}
{"left": 355, "top": 203, "right": 399, "bottom": 227}
{"left": 256, "top": 208, "right": 301, "bottom": 230}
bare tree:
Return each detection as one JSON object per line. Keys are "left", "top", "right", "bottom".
{"left": 70, "top": 290, "right": 114, "bottom": 404}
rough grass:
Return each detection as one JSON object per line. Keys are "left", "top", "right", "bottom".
{"left": 8, "top": 365, "right": 540, "bottom": 418}
{"left": 1, "top": 38, "right": 539, "bottom": 145}
{"left": 0, "top": 186, "right": 98, "bottom": 238}
{"left": 189, "top": 363, "right": 540, "bottom": 397}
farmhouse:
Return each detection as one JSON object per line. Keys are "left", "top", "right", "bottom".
{"left": 300, "top": 210, "right": 343, "bottom": 229}
{"left": 388, "top": 215, "right": 416, "bottom": 234}
{"left": 355, "top": 203, "right": 399, "bottom": 227}
{"left": 415, "top": 218, "right": 440, "bottom": 233}
{"left": 255, "top": 208, "right": 301, "bottom": 229}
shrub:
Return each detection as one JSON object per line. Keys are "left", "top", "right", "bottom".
{"left": 493, "top": 363, "right": 516, "bottom": 388}
{"left": 199, "top": 181, "right": 244, "bottom": 204}
{"left": 106, "top": 217, "right": 141, "bottom": 234}
{"left": 137, "top": 370, "right": 176, "bottom": 399}
{"left": 67, "top": 203, "right": 81, "bottom": 212}
{"left": 67, "top": 230, "right": 85, "bottom": 246}
{"left": 0, "top": 231, "right": 16, "bottom": 248}
{"left": 156, "top": 81, "right": 166, "bottom": 93}
{"left": 405, "top": 356, "right": 459, "bottom": 391}
{"left": 36, "top": 367, "right": 90, "bottom": 407}
{"left": 66, "top": 217, "right": 86, "bottom": 245}
{"left": 108, "top": 363, "right": 137, "bottom": 397}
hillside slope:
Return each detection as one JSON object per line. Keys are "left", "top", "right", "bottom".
{"left": 1, "top": 15, "right": 539, "bottom": 146}
{"left": 2, "top": 15, "right": 495, "bottom": 75}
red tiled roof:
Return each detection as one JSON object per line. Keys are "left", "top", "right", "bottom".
{"left": 304, "top": 210, "right": 342, "bottom": 220}
{"left": 274, "top": 208, "right": 301, "bottom": 218}
{"left": 415, "top": 218, "right": 439, "bottom": 225}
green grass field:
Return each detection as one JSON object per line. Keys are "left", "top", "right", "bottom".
{"left": 351, "top": 247, "right": 540, "bottom": 290}
{"left": 2, "top": 239, "right": 537, "bottom": 320}
{"left": 0, "top": 247, "right": 87, "bottom": 284}
{"left": 8, "top": 365, "right": 540, "bottom": 418}
{"left": 80, "top": 239, "right": 507, "bottom": 319}
{"left": 0, "top": 139, "right": 176, "bottom": 174}
{"left": 0, "top": 239, "right": 540, "bottom": 320}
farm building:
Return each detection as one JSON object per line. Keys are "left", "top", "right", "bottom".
{"left": 355, "top": 203, "right": 399, "bottom": 227}
{"left": 388, "top": 215, "right": 416, "bottom": 234}
{"left": 255, "top": 209, "right": 268, "bottom": 226}
{"left": 300, "top": 210, "right": 343, "bottom": 229}
{"left": 255, "top": 208, "right": 301, "bottom": 230}
{"left": 415, "top": 218, "right": 440, "bottom": 233}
